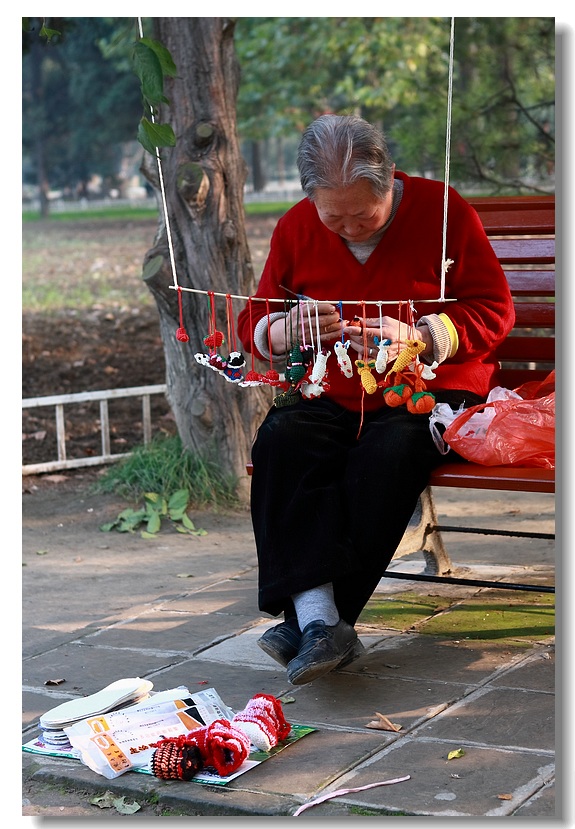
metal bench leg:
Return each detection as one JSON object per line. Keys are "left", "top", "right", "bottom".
{"left": 392, "top": 486, "right": 453, "bottom": 576}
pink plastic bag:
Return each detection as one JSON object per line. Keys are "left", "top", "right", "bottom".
{"left": 443, "top": 371, "right": 555, "bottom": 468}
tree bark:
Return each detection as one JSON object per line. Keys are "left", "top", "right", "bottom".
{"left": 140, "top": 18, "right": 272, "bottom": 501}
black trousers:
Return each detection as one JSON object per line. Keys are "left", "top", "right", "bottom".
{"left": 250, "top": 391, "right": 482, "bottom": 625}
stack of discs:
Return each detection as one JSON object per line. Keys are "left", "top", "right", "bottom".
{"left": 39, "top": 677, "right": 153, "bottom": 749}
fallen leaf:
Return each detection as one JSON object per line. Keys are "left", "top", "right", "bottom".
{"left": 447, "top": 748, "right": 465, "bottom": 760}
{"left": 90, "top": 791, "right": 140, "bottom": 814}
{"left": 279, "top": 695, "right": 296, "bottom": 704}
{"left": 44, "top": 678, "right": 65, "bottom": 686}
{"left": 114, "top": 796, "right": 141, "bottom": 814}
{"left": 498, "top": 793, "right": 513, "bottom": 801}
{"left": 365, "top": 712, "right": 402, "bottom": 732}
{"left": 176, "top": 573, "right": 195, "bottom": 578}
{"left": 36, "top": 550, "right": 48, "bottom": 556}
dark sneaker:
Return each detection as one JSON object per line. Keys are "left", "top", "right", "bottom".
{"left": 257, "top": 617, "right": 301, "bottom": 667}
{"left": 286, "top": 619, "right": 364, "bottom": 685}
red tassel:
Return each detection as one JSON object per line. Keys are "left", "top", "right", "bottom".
{"left": 176, "top": 287, "right": 189, "bottom": 343}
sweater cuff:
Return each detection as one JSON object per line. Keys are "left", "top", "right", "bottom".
{"left": 254, "top": 312, "right": 287, "bottom": 361}
{"left": 417, "top": 313, "right": 457, "bottom": 364}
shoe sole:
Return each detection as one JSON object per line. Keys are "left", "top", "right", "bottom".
{"left": 257, "top": 638, "right": 292, "bottom": 668}
{"left": 288, "top": 638, "right": 365, "bottom": 685}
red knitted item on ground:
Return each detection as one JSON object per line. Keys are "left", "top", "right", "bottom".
{"left": 232, "top": 693, "right": 291, "bottom": 751}
{"left": 188, "top": 719, "right": 251, "bottom": 776}
{"left": 150, "top": 734, "right": 204, "bottom": 780}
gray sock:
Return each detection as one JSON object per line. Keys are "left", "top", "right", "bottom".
{"left": 291, "top": 583, "right": 340, "bottom": 630}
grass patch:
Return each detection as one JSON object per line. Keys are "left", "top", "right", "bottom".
{"left": 22, "top": 206, "right": 159, "bottom": 222}
{"left": 92, "top": 434, "right": 239, "bottom": 508}
{"left": 418, "top": 595, "right": 554, "bottom": 642}
{"left": 358, "top": 593, "right": 451, "bottom": 631}
{"left": 244, "top": 201, "right": 297, "bottom": 216}
{"left": 22, "top": 200, "right": 297, "bottom": 224}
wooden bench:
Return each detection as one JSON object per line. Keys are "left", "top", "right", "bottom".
{"left": 247, "top": 195, "right": 555, "bottom": 593}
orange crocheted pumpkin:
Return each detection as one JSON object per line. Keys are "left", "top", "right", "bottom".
{"left": 383, "top": 383, "right": 413, "bottom": 407}
{"left": 406, "top": 391, "right": 436, "bottom": 414}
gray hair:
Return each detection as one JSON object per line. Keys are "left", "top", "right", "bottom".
{"left": 297, "top": 114, "right": 394, "bottom": 201}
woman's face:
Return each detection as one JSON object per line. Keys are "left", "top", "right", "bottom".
{"left": 313, "top": 178, "right": 394, "bottom": 243}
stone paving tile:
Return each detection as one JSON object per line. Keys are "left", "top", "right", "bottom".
{"left": 226, "top": 727, "right": 388, "bottom": 798}
{"left": 513, "top": 780, "right": 556, "bottom": 817}
{"left": 301, "top": 738, "right": 554, "bottom": 817}
{"left": 490, "top": 648, "right": 555, "bottom": 691}
{"left": 142, "top": 657, "right": 296, "bottom": 712}
{"left": 345, "top": 632, "right": 531, "bottom": 686}
{"left": 75, "top": 609, "right": 262, "bottom": 654}
{"left": 419, "top": 685, "right": 554, "bottom": 752}
{"left": 164, "top": 575, "right": 259, "bottom": 616}
{"left": 261, "top": 669, "right": 467, "bottom": 734}
{"left": 22, "top": 642, "right": 188, "bottom": 698}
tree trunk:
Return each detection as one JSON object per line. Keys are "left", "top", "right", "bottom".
{"left": 251, "top": 140, "right": 267, "bottom": 192}
{"left": 140, "top": 18, "right": 272, "bottom": 501}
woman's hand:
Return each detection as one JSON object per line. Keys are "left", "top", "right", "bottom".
{"left": 343, "top": 315, "right": 432, "bottom": 359}
{"left": 269, "top": 302, "right": 343, "bottom": 354}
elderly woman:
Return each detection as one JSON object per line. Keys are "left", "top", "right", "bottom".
{"left": 236, "top": 114, "right": 514, "bottom": 685}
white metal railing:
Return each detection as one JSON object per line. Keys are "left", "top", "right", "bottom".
{"left": 22, "top": 384, "right": 167, "bottom": 475}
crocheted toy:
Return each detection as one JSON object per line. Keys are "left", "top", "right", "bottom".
{"left": 334, "top": 340, "right": 354, "bottom": 378}
{"left": 381, "top": 353, "right": 436, "bottom": 415}
{"left": 222, "top": 351, "right": 246, "bottom": 383}
{"left": 374, "top": 337, "right": 392, "bottom": 374}
{"left": 310, "top": 348, "right": 330, "bottom": 384}
{"left": 150, "top": 734, "right": 204, "bottom": 781}
{"left": 384, "top": 339, "right": 426, "bottom": 380}
{"left": 150, "top": 718, "right": 251, "bottom": 780}
{"left": 232, "top": 693, "right": 291, "bottom": 751}
{"left": 355, "top": 358, "right": 378, "bottom": 394}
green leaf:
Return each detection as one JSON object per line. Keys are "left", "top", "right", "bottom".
{"left": 141, "top": 531, "right": 158, "bottom": 539}
{"left": 139, "top": 37, "right": 177, "bottom": 78}
{"left": 114, "top": 796, "right": 141, "bottom": 815}
{"left": 131, "top": 41, "right": 165, "bottom": 106}
{"left": 99, "top": 522, "right": 117, "bottom": 532}
{"left": 447, "top": 748, "right": 466, "bottom": 760}
{"left": 168, "top": 489, "right": 190, "bottom": 513}
{"left": 138, "top": 118, "right": 176, "bottom": 153}
{"left": 180, "top": 513, "right": 196, "bottom": 530}
{"left": 39, "top": 25, "right": 61, "bottom": 41}
{"left": 146, "top": 512, "right": 161, "bottom": 534}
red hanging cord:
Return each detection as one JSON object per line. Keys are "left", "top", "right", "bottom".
{"left": 176, "top": 287, "right": 190, "bottom": 342}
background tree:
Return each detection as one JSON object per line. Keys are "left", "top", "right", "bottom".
{"left": 235, "top": 17, "right": 554, "bottom": 193}
{"left": 22, "top": 18, "right": 143, "bottom": 213}
{"left": 140, "top": 17, "right": 271, "bottom": 499}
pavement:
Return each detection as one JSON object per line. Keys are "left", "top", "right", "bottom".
{"left": 21, "top": 476, "right": 559, "bottom": 820}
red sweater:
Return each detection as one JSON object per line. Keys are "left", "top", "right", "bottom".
{"left": 237, "top": 171, "right": 515, "bottom": 412}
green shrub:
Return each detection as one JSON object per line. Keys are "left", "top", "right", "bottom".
{"left": 92, "top": 434, "right": 239, "bottom": 508}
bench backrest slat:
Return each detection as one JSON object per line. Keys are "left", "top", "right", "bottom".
{"left": 470, "top": 195, "right": 555, "bottom": 391}
{"left": 504, "top": 271, "right": 555, "bottom": 296}
{"left": 490, "top": 238, "right": 555, "bottom": 265}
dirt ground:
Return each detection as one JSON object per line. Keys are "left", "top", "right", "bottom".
{"left": 22, "top": 213, "right": 277, "bottom": 468}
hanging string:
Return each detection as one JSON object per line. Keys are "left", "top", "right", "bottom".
{"left": 440, "top": 16, "right": 456, "bottom": 303}
{"left": 137, "top": 17, "right": 180, "bottom": 294}
{"left": 141, "top": 12, "right": 457, "bottom": 334}
{"left": 225, "top": 293, "right": 241, "bottom": 354}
